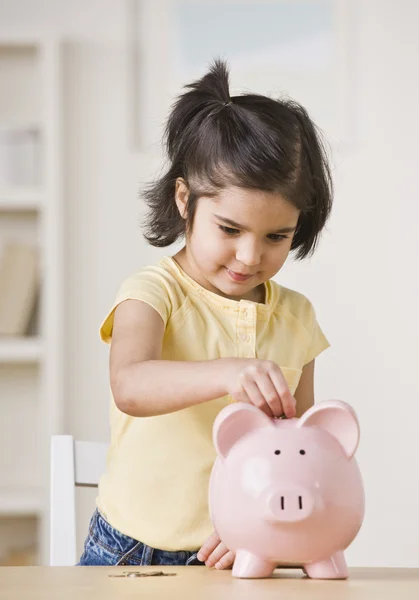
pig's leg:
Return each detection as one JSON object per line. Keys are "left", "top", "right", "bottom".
{"left": 303, "top": 551, "right": 348, "bottom": 579}
{"left": 233, "top": 550, "right": 275, "bottom": 578}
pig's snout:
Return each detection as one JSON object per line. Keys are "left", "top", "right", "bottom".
{"left": 266, "top": 487, "right": 316, "bottom": 522}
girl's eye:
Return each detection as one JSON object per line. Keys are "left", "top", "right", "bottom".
{"left": 219, "top": 225, "right": 240, "bottom": 236}
{"left": 267, "top": 234, "right": 288, "bottom": 243}
{"left": 218, "top": 226, "right": 289, "bottom": 242}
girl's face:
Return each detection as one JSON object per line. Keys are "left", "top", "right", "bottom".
{"left": 175, "top": 180, "right": 300, "bottom": 302}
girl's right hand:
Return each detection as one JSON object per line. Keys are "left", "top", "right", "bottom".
{"left": 222, "top": 358, "right": 296, "bottom": 419}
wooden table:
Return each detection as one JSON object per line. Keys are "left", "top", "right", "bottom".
{"left": 1, "top": 565, "right": 419, "bottom": 599}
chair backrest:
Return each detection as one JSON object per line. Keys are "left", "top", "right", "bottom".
{"left": 49, "top": 435, "right": 108, "bottom": 566}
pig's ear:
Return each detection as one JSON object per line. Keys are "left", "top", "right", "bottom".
{"left": 213, "top": 403, "right": 275, "bottom": 459}
{"left": 297, "top": 400, "right": 360, "bottom": 459}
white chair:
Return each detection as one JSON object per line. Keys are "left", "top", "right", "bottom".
{"left": 49, "top": 435, "right": 108, "bottom": 566}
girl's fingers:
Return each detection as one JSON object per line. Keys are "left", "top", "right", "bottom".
{"left": 214, "top": 550, "right": 235, "bottom": 570}
{"left": 269, "top": 369, "right": 296, "bottom": 418}
{"left": 242, "top": 378, "right": 275, "bottom": 418}
{"left": 205, "top": 541, "right": 230, "bottom": 567}
{"left": 253, "top": 373, "right": 284, "bottom": 417}
{"left": 235, "top": 362, "right": 295, "bottom": 418}
{"left": 197, "top": 531, "right": 221, "bottom": 562}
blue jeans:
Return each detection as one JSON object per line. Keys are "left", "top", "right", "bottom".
{"left": 78, "top": 509, "right": 205, "bottom": 566}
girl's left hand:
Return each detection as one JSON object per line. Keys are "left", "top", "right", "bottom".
{"left": 197, "top": 531, "right": 235, "bottom": 569}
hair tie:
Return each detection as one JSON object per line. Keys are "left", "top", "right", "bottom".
{"left": 224, "top": 101, "right": 233, "bottom": 107}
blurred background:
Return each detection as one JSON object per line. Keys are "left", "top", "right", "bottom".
{"left": 0, "top": 0, "right": 418, "bottom": 567}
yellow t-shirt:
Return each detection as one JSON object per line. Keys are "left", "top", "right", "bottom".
{"left": 97, "top": 256, "right": 329, "bottom": 551}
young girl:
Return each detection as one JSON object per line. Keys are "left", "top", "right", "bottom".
{"left": 79, "top": 60, "right": 332, "bottom": 569}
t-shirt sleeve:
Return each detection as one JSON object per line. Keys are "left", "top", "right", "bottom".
{"left": 99, "top": 268, "right": 174, "bottom": 344}
{"left": 304, "top": 303, "right": 330, "bottom": 365}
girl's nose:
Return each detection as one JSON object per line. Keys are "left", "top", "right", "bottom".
{"left": 235, "top": 239, "right": 262, "bottom": 267}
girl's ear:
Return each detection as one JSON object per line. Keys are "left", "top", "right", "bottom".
{"left": 175, "top": 178, "right": 189, "bottom": 219}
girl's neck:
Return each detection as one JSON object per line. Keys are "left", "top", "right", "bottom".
{"left": 172, "top": 247, "right": 266, "bottom": 304}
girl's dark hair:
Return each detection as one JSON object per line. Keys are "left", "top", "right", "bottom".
{"left": 143, "top": 59, "right": 333, "bottom": 259}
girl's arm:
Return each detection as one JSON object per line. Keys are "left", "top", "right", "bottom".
{"left": 109, "top": 299, "right": 234, "bottom": 417}
{"left": 109, "top": 299, "right": 296, "bottom": 418}
{"left": 293, "top": 359, "right": 315, "bottom": 417}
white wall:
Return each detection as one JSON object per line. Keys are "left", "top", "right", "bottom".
{"left": 1, "top": 0, "right": 418, "bottom": 567}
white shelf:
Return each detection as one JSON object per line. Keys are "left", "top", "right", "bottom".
{"left": 0, "top": 187, "right": 44, "bottom": 211}
{"left": 0, "top": 486, "right": 43, "bottom": 516}
{"left": 0, "top": 34, "right": 41, "bottom": 49}
{"left": 0, "top": 337, "right": 43, "bottom": 363}
{"left": 0, "top": 34, "right": 63, "bottom": 564}
{"left": 0, "top": 120, "right": 42, "bottom": 131}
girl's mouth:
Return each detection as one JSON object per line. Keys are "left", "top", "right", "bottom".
{"left": 225, "top": 268, "right": 255, "bottom": 282}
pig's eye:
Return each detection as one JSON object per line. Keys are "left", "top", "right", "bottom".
{"left": 300, "top": 450, "right": 306, "bottom": 455}
{"left": 274, "top": 450, "right": 281, "bottom": 455}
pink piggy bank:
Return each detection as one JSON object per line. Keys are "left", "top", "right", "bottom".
{"left": 209, "top": 400, "right": 364, "bottom": 579}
